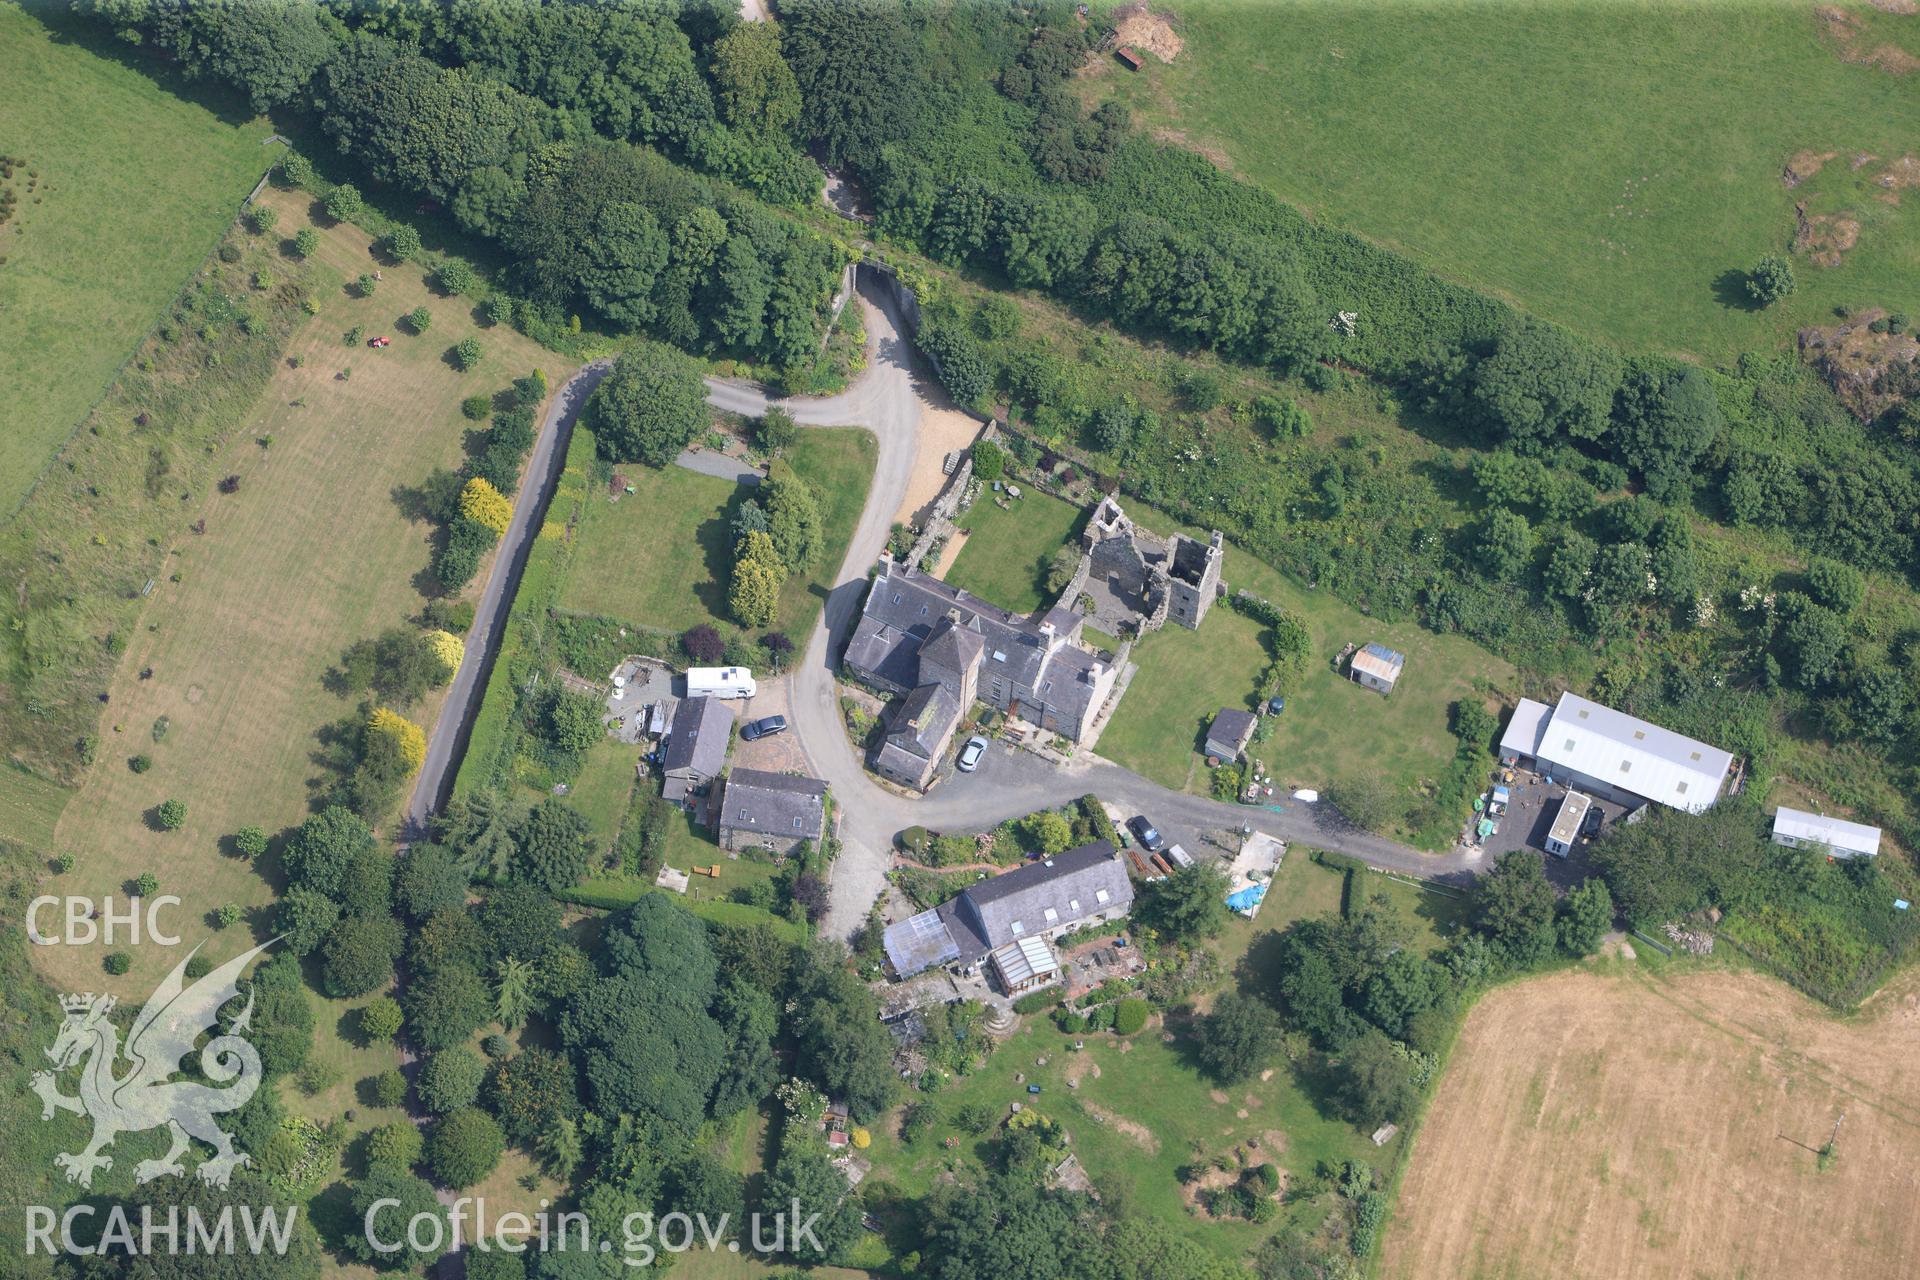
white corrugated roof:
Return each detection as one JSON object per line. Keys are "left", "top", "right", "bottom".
{"left": 1535, "top": 692, "right": 1731, "bottom": 813}
{"left": 1773, "top": 807, "right": 1881, "bottom": 857}
{"left": 1500, "top": 698, "right": 1552, "bottom": 759}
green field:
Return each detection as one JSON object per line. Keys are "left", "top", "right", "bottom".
{"left": 0, "top": 3, "right": 273, "bottom": 512}
{"left": 945, "top": 487, "right": 1087, "bottom": 613}
{"left": 1099, "top": 505, "right": 1513, "bottom": 817}
{"left": 35, "top": 185, "right": 561, "bottom": 998}
{"left": 1096, "top": 0, "right": 1920, "bottom": 360}
{"left": 560, "top": 430, "right": 876, "bottom": 640}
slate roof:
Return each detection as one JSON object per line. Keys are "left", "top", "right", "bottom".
{"left": 661, "top": 696, "right": 734, "bottom": 778}
{"left": 887, "top": 683, "right": 958, "bottom": 760}
{"left": 918, "top": 614, "right": 984, "bottom": 677}
{"left": 844, "top": 565, "right": 1110, "bottom": 735}
{"left": 882, "top": 840, "right": 1134, "bottom": 976}
{"left": 718, "top": 768, "right": 827, "bottom": 841}
{"left": 873, "top": 681, "right": 962, "bottom": 788}
{"left": 1208, "top": 708, "right": 1257, "bottom": 752}
{"left": 952, "top": 840, "right": 1131, "bottom": 962}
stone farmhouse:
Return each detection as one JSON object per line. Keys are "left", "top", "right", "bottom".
{"left": 882, "top": 840, "right": 1134, "bottom": 983}
{"left": 717, "top": 768, "right": 827, "bottom": 856}
{"left": 846, "top": 563, "right": 1120, "bottom": 789}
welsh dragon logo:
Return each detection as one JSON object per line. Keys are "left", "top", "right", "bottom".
{"left": 32, "top": 939, "right": 276, "bottom": 1189}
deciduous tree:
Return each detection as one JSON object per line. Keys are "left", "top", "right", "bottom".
{"left": 1194, "top": 990, "right": 1283, "bottom": 1083}
{"left": 584, "top": 343, "right": 709, "bottom": 466}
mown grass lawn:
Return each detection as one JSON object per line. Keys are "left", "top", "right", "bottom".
{"left": 1358, "top": 872, "right": 1475, "bottom": 955}
{"left": 36, "top": 185, "right": 564, "bottom": 998}
{"left": 944, "top": 487, "right": 1087, "bottom": 614}
{"left": 1098, "top": 504, "right": 1513, "bottom": 821}
{"left": 1206, "top": 847, "right": 1348, "bottom": 976}
{"left": 0, "top": 4, "right": 273, "bottom": 512}
{"left": 567, "top": 729, "right": 641, "bottom": 843}
{"left": 1093, "top": 0, "right": 1920, "bottom": 362}
{"left": 559, "top": 429, "right": 876, "bottom": 641}
{"left": 1097, "top": 603, "right": 1273, "bottom": 792}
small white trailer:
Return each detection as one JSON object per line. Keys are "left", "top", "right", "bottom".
{"left": 685, "top": 666, "right": 757, "bottom": 699}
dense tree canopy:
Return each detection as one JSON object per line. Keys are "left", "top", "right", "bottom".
{"left": 1472, "top": 319, "right": 1623, "bottom": 450}
{"left": 789, "top": 944, "right": 897, "bottom": 1119}
{"left": 1136, "top": 862, "right": 1230, "bottom": 943}
{"left": 510, "top": 797, "right": 595, "bottom": 891}
{"left": 1473, "top": 850, "right": 1558, "bottom": 967}
{"left": 562, "top": 971, "right": 725, "bottom": 1132}
{"left": 284, "top": 805, "right": 377, "bottom": 900}
{"left": 585, "top": 343, "right": 710, "bottom": 465}
{"left": 1612, "top": 362, "right": 1723, "bottom": 502}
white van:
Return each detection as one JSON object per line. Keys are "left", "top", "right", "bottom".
{"left": 685, "top": 666, "right": 757, "bottom": 699}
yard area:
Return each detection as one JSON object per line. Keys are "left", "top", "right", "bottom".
{"left": 1092, "top": 0, "right": 1920, "bottom": 362}
{"left": 558, "top": 428, "right": 876, "bottom": 641}
{"left": 1384, "top": 965, "right": 1920, "bottom": 1279}
{"left": 35, "top": 183, "right": 564, "bottom": 998}
{"left": 1099, "top": 504, "right": 1513, "bottom": 814}
{"left": 0, "top": 4, "right": 273, "bottom": 511}
{"left": 943, "top": 486, "right": 1086, "bottom": 614}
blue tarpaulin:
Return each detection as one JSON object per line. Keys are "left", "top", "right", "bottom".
{"left": 1226, "top": 884, "right": 1267, "bottom": 915}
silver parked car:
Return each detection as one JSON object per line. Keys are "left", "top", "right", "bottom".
{"left": 956, "top": 735, "right": 989, "bottom": 772}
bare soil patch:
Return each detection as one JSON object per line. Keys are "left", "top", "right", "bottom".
{"left": 1383, "top": 968, "right": 1920, "bottom": 1280}
{"left": 1080, "top": 1100, "right": 1160, "bottom": 1152}
{"left": 1782, "top": 149, "right": 1836, "bottom": 187}
{"left": 1792, "top": 199, "right": 1862, "bottom": 265}
{"left": 1867, "top": 0, "right": 1917, "bottom": 14}
{"left": 1112, "top": 4, "right": 1184, "bottom": 62}
{"left": 1061, "top": 1054, "right": 1102, "bottom": 1086}
{"left": 1876, "top": 152, "right": 1920, "bottom": 195}
{"left": 1817, "top": 3, "right": 1918, "bottom": 71}
{"left": 1177, "top": 1164, "right": 1237, "bottom": 1215}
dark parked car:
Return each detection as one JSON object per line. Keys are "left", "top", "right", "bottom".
{"left": 741, "top": 715, "right": 788, "bottom": 741}
{"left": 1127, "top": 815, "right": 1165, "bottom": 853}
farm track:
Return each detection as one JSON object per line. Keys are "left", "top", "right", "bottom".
{"left": 410, "top": 267, "right": 1478, "bottom": 935}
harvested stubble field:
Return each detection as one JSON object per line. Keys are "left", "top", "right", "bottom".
{"left": 1383, "top": 966, "right": 1920, "bottom": 1280}
{"left": 35, "top": 184, "right": 564, "bottom": 998}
